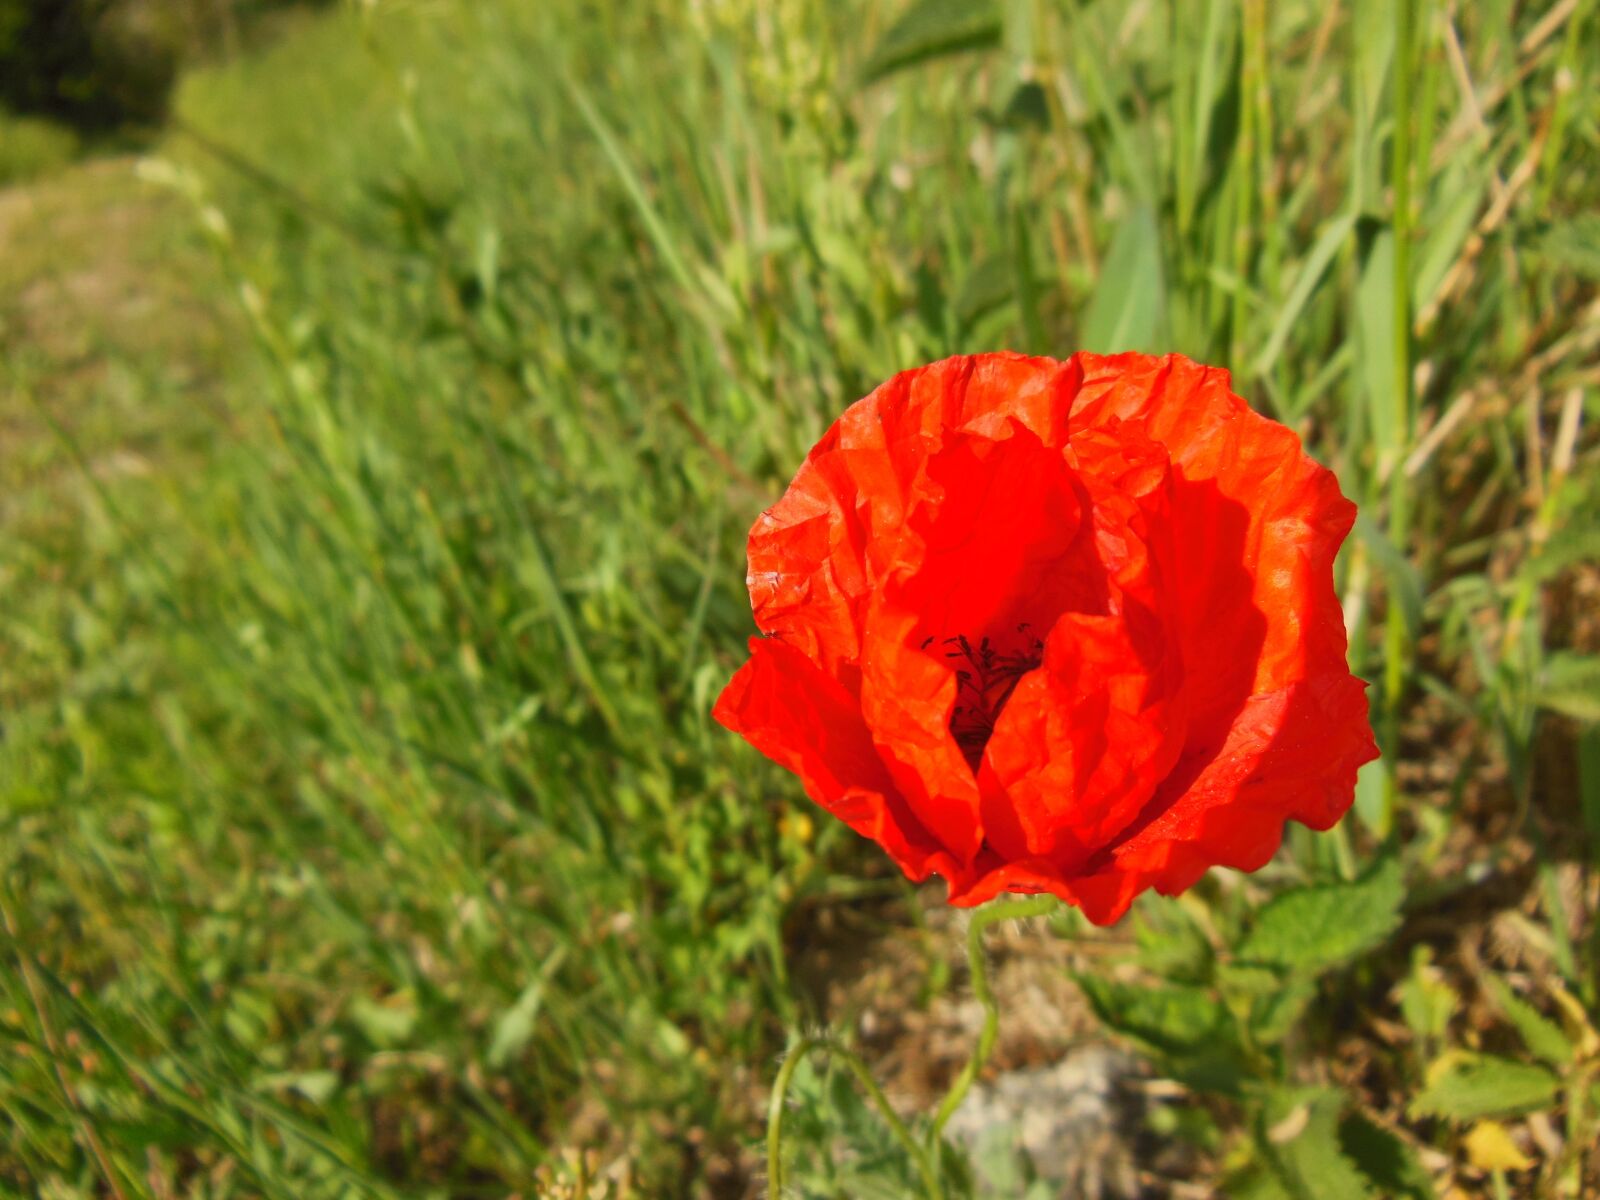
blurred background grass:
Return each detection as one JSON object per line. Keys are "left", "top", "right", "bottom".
{"left": 1, "top": 0, "right": 1597, "bottom": 1196}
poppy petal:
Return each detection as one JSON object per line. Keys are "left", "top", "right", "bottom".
{"left": 713, "top": 636, "right": 959, "bottom": 882}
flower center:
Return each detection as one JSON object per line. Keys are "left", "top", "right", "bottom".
{"left": 923, "top": 624, "right": 1046, "bottom": 769}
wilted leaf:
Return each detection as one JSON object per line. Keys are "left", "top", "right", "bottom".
{"left": 1463, "top": 1120, "right": 1533, "bottom": 1172}
{"left": 1409, "top": 1054, "right": 1560, "bottom": 1122}
{"left": 859, "top": 0, "right": 1002, "bottom": 84}
{"left": 1237, "top": 855, "right": 1404, "bottom": 973}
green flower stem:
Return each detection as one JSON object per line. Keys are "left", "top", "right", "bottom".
{"left": 766, "top": 1034, "right": 943, "bottom": 1200}
{"left": 927, "top": 894, "right": 1061, "bottom": 1147}
{"left": 1381, "top": 0, "right": 1417, "bottom": 835}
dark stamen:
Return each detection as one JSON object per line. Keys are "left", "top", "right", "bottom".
{"left": 939, "top": 627, "right": 1046, "bottom": 768}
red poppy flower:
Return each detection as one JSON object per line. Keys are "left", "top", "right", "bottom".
{"left": 715, "top": 352, "right": 1377, "bottom": 925}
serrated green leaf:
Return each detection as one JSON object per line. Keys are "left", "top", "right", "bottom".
{"left": 1220, "top": 963, "right": 1285, "bottom": 995}
{"left": 1076, "top": 975, "right": 1246, "bottom": 1094}
{"left": 859, "top": 0, "right": 1002, "bottom": 84}
{"left": 1237, "top": 855, "right": 1404, "bottom": 973}
{"left": 1075, "top": 975, "right": 1235, "bottom": 1055}
{"left": 1409, "top": 1055, "right": 1561, "bottom": 1121}
{"left": 1338, "top": 1113, "right": 1435, "bottom": 1200}
{"left": 1250, "top": 978, "right": 1318, "bottom": 1045}
{"left": 1259, "top": 1088, "right": 1370, "bottom": 1200}
{"left": 1134, "top": 898, "right": 1214, "bottom": 984}
{"left": 1481, "top": 975, "right": 1573, "bottom": 1067}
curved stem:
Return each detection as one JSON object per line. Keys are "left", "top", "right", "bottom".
{"left": 927, "top": 894, "right": 1060, "bottom": 1147}
{"left": 767, "top": 1034, "right": 943, "bottom": 1199}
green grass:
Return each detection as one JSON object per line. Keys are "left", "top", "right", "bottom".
{"left": 2, "top": 0, "right": 1597, "bottom": 1195}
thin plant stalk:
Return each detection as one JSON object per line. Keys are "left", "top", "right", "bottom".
{"left": 766, "top": 1035, "right": 943, "bottom": 1199}
{"left": 1382, "top": 0, "right": 1417, "bottom": 832}
{"left": 927, "top": 894, "right": 1060, "bottom": 1145}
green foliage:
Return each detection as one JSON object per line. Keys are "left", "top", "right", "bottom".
{"left": 1, "top": 0, "right": 1597, "bottom": 1194}
{"left": 0, "top": 112, "right": 79, "bottom": 183}
{"left": 1537, "top": 653, "right": 1600, "bottom": 724}
{"left": 1537, "top": 214, "right": 1600, "bottom": 282}
{"left": 1080, "top": 204, "right": 1168, "bottom": 353}
{"left": 1481, "top": 975, "right": 1575, "bottom": 1068}
{"left": 1236, "top": 854, "right": 1405, "bottom": 973}
{"left": 1254, "top": 1087, "right": 1373, "bottom": 1200}
{"left": 1337, "top": 1113, "right": 1436, "bottom": 1200}
{"left": 1408, "top": 1055, "right": 1563, "bottom": 1122}
{"left": 859, "top": 0, "right": 1001, "bottom": 84}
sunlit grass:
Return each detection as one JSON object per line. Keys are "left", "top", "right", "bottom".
{"left": 2, "top": 0, "right": 1596, "bottom": 1194}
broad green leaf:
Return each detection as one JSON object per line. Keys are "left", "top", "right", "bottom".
{"left": 254, "top": 1070, "right": 340, "bottom": 1105}
{"left": 1237, "top": 854, "right": 1404, "bottom": 973}
{"left": 487, "top": 946, "right": 568, "bottom": 1068}
{"left": 859, "top": 0, "right": 1002, "bottom": 84}
{"left": 1080, "top": 204, "right": 1167, "bottom": 353}
{"left": 1258, "top": 1087, "right": 1370, "bottom": 1200}
{"left": 1409, "top": 1055, "right": 1561, "bottom": 1121}
{"left": 1338, "top": 1112, "right": 1435, "bottom": 1200}
{"left": 1481, "top": 975, "right": 1573, "bottom": 1067}
{"left": 1353, "top": 758, "right": 1389, "bottom": 838}
{"left": 1074, "top": 975, "right": 1235, "bottom": 1055}
{"left": 347, "top": 990, "right": 419, "bottom": 1048}
{"left": 1537, "top": 653, "right": 1600, "bottom": 724}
